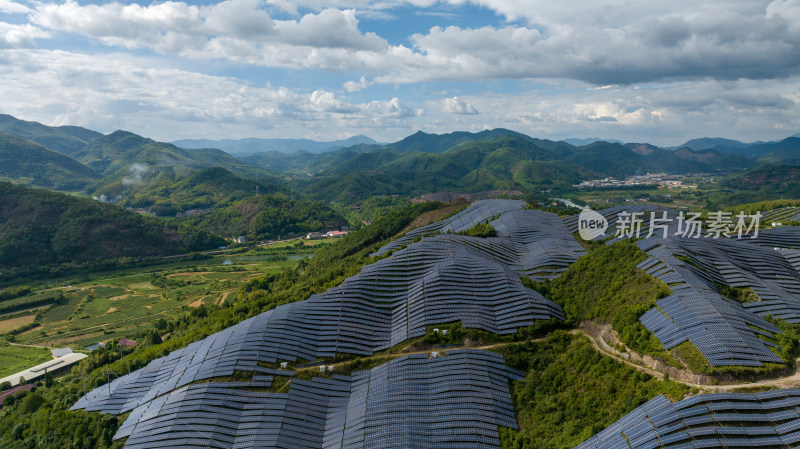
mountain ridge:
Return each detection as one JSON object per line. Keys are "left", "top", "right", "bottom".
{"left": 0, "top": 133, "right": 100, "bottom": 190}
{"left": 173, "top": 135, "right": 381, "bottom": 155}
{"left": 0, "top": 114, "right": 102, "bottom": 156}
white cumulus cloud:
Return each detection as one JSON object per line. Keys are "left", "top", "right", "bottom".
{"left": 344, "top": 76, "right": 371, "bottom": 92}
{"left": 0, "top": 22, "right": 49, "bottom": 48}
{"left": 440, "top": 96, "right": 478, "bottom": 114}
{"left": 0, "top": 0, "right": 32, "bottom": 14}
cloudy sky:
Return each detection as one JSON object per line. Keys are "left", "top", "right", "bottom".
{"left": 1, "top": 0, "right": 799, "bottom": 145}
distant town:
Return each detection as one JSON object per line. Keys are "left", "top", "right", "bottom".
{"left": 575, "top": 173, "right": 699, "bottom": 189}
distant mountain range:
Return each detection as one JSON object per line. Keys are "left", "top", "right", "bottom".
{"left": 77, "top": 130, "right": 284, "bottom": 200}
{"left": 0, "top": 112, "right": 799, "bottom": 206}
{"left": 173, "top": 135, "right": 381, "bottom": 155}
{"left": 563, "top": 137, "right": 624, "bottom": 146}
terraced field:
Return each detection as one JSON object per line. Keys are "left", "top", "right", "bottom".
{"left": 0, "top": 244, "right": 315, "bottom": 356}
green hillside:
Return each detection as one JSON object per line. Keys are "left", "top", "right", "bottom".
{"left": 180, "top": 193, "right": 348, "bottom": 240}
{"left": 499, "top": 332, "right": 689, "bottom": 448}
{"left": 241, "top": 144, "right": 382, "bottom": 173}
{"left": 0, "top": 182, "right": 225, "bottom": 279}
{"left": 756, "top": 138, "right": 800, "bottom": 165}
{"left": 300, "top": 133, "right": 744, "bottom": 204}
{"left": 117, "top": 167, "right": 287, "bottom": 216}
{"left": 0, "top": 134, "right": 99, "bottom": 190}
{"left": 748, "top": 137, "right": 800, "bottom": 158}
{"left": 382, "top": 128, "right": 530, "bottom": 153}
{"left": 566, "top": 142, "right": 641, "bottom": 175}
{"left": 709, "top": 164, "right": 800, "bottom": 207}
{"left": 77, "top": 131, "right": 284, "bottom": 198}
{"left": 0, "top": 114, "right": 102, "bottom": 156}
{"left": 303, "top": 136, "right": 586, "bottom": 202}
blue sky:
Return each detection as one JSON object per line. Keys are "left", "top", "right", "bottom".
{"left": 1, "top": 0, "right": 799, "bottom": 145}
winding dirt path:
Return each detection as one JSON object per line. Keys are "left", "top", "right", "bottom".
{"left": 576, "top": 325, "right": 800, "bottom": 392}
{"left": 303, "top": 326, "right": 800, "bottom": 393}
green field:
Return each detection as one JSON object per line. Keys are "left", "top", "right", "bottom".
{"left": 0, "top": 343, "right": 51, "bottom": 379}
{"left": 0, "top": 247, "right": 313, "bottom": 355}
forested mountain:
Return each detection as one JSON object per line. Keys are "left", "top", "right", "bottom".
{"left": 179, "top": 193, "right": 348, "bottom": 240}
{"left": 0, "top": 182, "right": 224, "bottom": 276}
{"left": 298, "top": 134, "right": 748, "bottom": 203}
{"left": 726, "top": 164, "right": 800, "bottom": 196}
{"left": 241, "top": 144, "right": 382, "bottom": 172}
{"left": 754, "top": 137, "right": 800, "bottom": 165}
{"left": 174, "top": 135, "right": 380, "bottom": 155}
{"left": 300, "top": 136, "right": 588, "bottom": 202}
{"left": 381, "top": 128, "right": 533, "bottom": 153}
{"left": 568, "top": 141, "right": 753, "bottom": 175}
{"left": 673, "top": 136, "right": 800, "bottom": 162}
{"left": 0, "top": 114, "right": 102, "bottom": 156}
{"left": 675, "top": 137, "right": 751, "bottom": 154}
{"left": 702, "top": 163, "right": 800, "bottom": 208}
{"left": 77, "top": 131, "right": 284, "bottom": 199}
{"left": 0, "top": 113, "right": 797, "bottom": 211}
{"left": 0, "top": 134, "right": 99, "bottom": 190}
{"left": 116, "top": 167, "right": 286, "bottom": 216}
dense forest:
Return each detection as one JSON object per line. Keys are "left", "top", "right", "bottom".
{"left": 530, "top": 241, "right": 672, "bottom": 357}
{"left": 499, "top": 331, "right": 689, "bottom": 448}
{"left": 0, "top": 182, "right": 224, "bottom": 282}
{"left": 0, "top": 134, "right": 99, "bottom": 191}
{"left": 179, "top": 193, "right": 348, "bottom": 240}
{"left": 116, "top": 167, "right": 286, "bottom": 216}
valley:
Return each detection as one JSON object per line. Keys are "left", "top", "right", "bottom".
{"left": 0, "top": 114, "right": 799, "bottom": 449}
{"left": 0, "top": 242, "right": 318, "bottom": 373}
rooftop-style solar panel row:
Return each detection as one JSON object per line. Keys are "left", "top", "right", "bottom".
{"left": 634, "top": 236, "right": 790, "bottom": 367}
{"left": 575, "top": 389, "right": 800, "bottom": 449}
{"left": 114, "top": 350, "right": 522, "bottom": 449}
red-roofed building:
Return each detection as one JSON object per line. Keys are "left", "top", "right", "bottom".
{"left": 118, "top": 338, "right": 138, "bottom": 348}
{"left": 0, "top": 384, "right": 33, "bottom": 407}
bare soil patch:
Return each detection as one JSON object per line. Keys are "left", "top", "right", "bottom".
{"left": 0, "top": 315, "right": 36, "bottom": 333}
{"left": 397, "top": 202, "right": 468, "bottom": 236}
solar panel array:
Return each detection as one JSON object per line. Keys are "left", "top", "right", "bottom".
{"left": 761, "top": 207, "right": 800, "bottom": 224}
{"left": 375, "top": 201, "right": 586, "bottom": 281}
{"left": 487, "top": 209, "right": 587, "bottom": 279}
{"left": 575, "top": 389, "right": 800, "bottom": 449}
{"left": 74, "top": 234, "right": 562, "bottom": 415}
{"left": 745, "top": 225, "right": 800, "bottom": 249}
{"left": 636, "top": 237, "right": 786, "bottom": 367}
{"left": 73, "top": 199, "right": 583, "bottom": 447}
{"left": 108, "top": 350, "right": 522, "bottom": 449}
{"left": 372, "top": 199, "right": 526, "bottom": 256}
{"left": 563, "top": 205, "right": 684, "bottom": 244}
